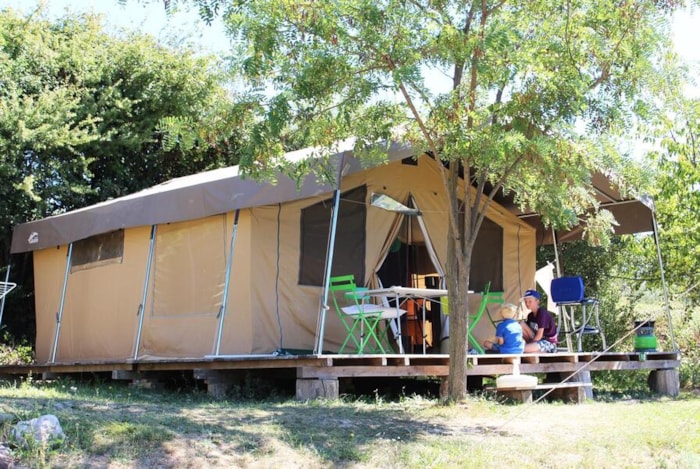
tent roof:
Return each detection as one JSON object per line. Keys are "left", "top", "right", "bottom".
{"left": 10, "top": 140, "right": 413, "bottom": 253}
{"left": 10, "top": 139, "right": 650, "bottom": 253}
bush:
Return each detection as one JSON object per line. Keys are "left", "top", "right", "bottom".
{"left": 0, "top": 332, "right": 34, "bottom": 365}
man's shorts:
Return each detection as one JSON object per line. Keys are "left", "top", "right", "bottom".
{"left": 536, "top": 339, "right": 557, "bottom": 353}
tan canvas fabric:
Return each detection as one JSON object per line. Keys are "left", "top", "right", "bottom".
{"left": 30, "top": 154, "right": 536, "bottom": 362}
{"left": 34, "top": 227, "right": 150, "bottom": 362}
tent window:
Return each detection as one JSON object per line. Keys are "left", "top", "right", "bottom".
{"left": 151, "top": 216, "right": 225, "bottom": 318}
{"left": 299, "top": 185, "right": 367, "bottom": 286}
{"left": 71, "top": 230, "right": 124, "bottom": 272}
{"left": 469, "top": 217, "right": 503, "bottom": 292}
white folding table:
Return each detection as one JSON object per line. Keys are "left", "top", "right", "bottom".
{"left": 363, "top": 286, "right": 448, "bottom": 354}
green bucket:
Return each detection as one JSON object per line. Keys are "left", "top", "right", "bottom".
{"left": 634, "top": 320, "right": 657, "bottom": 352}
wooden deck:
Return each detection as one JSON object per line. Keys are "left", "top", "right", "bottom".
{"left": 0, "top": 351, "right": 681, "bottom": 402}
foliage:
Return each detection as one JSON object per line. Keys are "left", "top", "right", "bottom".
{"left": 647, "top": 96, "right": 700, "bottom": 305}
{"left": 167, "top": 0, "right": 681, "bottom": 400}
{"left": 538, "top": 236, "right": 700, "bottom": 389}
{"left": 0, "top": 6, "right": 242, "bottom": 340}
{"left": 0, "top": 379, "right": 699, "bottom": 468}
{"left": 0, "top": 331, "right": 33, "bottom": 365}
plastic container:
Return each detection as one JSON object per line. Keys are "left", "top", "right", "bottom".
{"left": 550, "top": 276, "right": 585, "bottom": 304}
{"left": 634, "top": 320, "right": 657, "bottom": 352}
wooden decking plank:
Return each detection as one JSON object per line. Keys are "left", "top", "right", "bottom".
{"left": 0, "top": 351, "right": 680, "bottom": 385}
{"left": 485, "top": 382, "right": 592, "bottom": 392}
{"left": 298, "top": 365, "right": 449, "bottom": 379}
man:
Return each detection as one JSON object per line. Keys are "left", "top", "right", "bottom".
{"left": 520, "top": 289, "right": 558, "bottom": 353}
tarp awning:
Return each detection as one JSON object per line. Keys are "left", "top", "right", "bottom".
{"left": 499, "top": 171, "right": 653, "bottom": 245}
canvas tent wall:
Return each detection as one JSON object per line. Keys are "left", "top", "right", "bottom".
{"left": 11, "top": 144, "right": 536, "bottom": 363}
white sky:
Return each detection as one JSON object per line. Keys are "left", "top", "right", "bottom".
{"left": 2, "top": 0, "right": 698, "bottom": 61}
{"left": 0, "top": 0, "right": 231, "bottom": 53}
{"left": 1, "top": 0, "right": 698, "bottom": 100}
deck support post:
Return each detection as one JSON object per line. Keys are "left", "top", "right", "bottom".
{"left": 570, "top": 369, "right": 593, "bottom": 400}
{"left": 648, "top": 369, "right": 680, "bottom": 396}
{"left": 544, "top": 371, "right": 591, "bottom": 403}
{"left": 295, "top": 378, "right": 339, "bottom": 400}
{"left": 498, "top": 389, "right": 534, "bottom": 403}
{"left": 439, "top": 377, "right": 448, "bottom": 400}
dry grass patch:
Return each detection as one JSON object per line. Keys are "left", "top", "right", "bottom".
{"left": 0, "top": 379, "right": 697, "bottom": 468}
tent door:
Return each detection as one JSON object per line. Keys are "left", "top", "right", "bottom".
{"left": 375, "top": 195, "right": 444, "bottom": 353}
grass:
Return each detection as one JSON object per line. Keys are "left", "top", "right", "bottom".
{"left": 0, "top": 378, "right": 698, "bottom": 468}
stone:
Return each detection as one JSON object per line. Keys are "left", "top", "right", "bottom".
{"left": 0, "top": 444, "right": 14, "bottom": 469}
{"left": 11, "top": 414, "right": 65, "bottom": 449}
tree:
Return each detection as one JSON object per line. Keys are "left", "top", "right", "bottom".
{"left": 172, "top": 0, "right": 679, "bottom": 401}
{"left": 0, "top": 7, "right": 241, "bottom": 339}
{"left": 648, "top": 96, "right": 700, "bottom": 304}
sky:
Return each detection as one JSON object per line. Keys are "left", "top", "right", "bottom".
{"left": 0, "top": 0, "right": 231, "bottom": 54}
{"left": 2, "top": 0, "right": 699, "bottom": 62}
{"left": 1, "top": 0, "right": 699, "bottom": 102}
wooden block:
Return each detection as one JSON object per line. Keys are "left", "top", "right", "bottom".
{"left": 295, "top": 378, "right": 339, "bottom": 400}
{"left": 548, "top": 384, "right": 587, "bottom": 403}
{"left": 207, "top": 382, "right": 230, "bottom": 399}
{"left": 485, "top": 381, "right": 591, "bottom": 404}
{"left": 439, "top": 377, "right": 448, "bottom": 400}
{"left": 498, "top": 389, "right": 533, "bottom": 403}
{"left": 648, "top": 369, "right": 680, "bottom": 397}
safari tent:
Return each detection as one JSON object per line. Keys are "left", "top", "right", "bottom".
{"left": 11, "top": 142, "right": 541, "bottom": 363}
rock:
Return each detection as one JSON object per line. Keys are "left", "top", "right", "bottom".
{"left": 11, "top": 414, "right": 65, "bottom": 449}
{"left": 0, "top": 413, "right": 14, "bottom": 425}
{"left": 0, "top": 444, "right": 14, "bottom": 469}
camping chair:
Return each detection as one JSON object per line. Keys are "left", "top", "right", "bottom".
{"left": 470, "top": 282, "right": 504, "bottom": 353}
{"left": 440, "top": 282, "right": 504, "bottom": 354}
{"left": 550, "top": 276, "right": 606, "bottom": 352}
{"left": 329, "top": 275, "right": 406, "bottom": 354}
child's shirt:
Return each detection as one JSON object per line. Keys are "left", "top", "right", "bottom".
{"left": 496, "top": 318, "right": 525, "bottom": 354}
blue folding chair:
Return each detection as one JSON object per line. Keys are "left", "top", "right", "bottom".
{"left": 550, "top": 276, "right": 606, "bottom": 352}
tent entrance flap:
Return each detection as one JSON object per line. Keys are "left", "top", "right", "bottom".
{"left": 373, "top": 194, "right": 445, "bottom": 353}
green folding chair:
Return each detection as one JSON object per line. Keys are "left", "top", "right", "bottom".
{"left": 329, "top": 275, "right": 405, "bottom": 354}
{"left": 440, "top": 282, "right": 504, "bottom": 354}
{"left": 469, "top": 282, "right": 504, "bottom": 353}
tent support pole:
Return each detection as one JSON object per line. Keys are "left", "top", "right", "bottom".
{"left": 0, "top": 261, "right": 11, "bottom": 329}
{"left": 315, "top": 188, "right": 341, "bottom": 356}
{"left": 50, "top": 243, "right": 73, "bottom": 364}
{"left": 651, "top": 208, "right": 677, "bottom": 350}
{"left": 133, "top": 225, "right": 157, "bottom": 360}
{"left": 214, "top": 209, "right": 240, "bottom": 356}
{"left": 551, "top": 228, "right": 574, "bottom": 352}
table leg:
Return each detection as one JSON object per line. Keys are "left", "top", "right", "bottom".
{"left": 422, "top": 300, "right": 427, "bottom": 354}
{"left": 394, "top": 294, "right": 404, "bottom": 354}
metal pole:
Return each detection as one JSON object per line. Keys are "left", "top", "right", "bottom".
{"left": 315, "top": 188, "right": 341, "bottom": 355}
{"left": 651, "top": 209, "right": 677, "bottom": 350}
{"left": 133, "top": 225, "right": 157, "bottom": 360}
{"left": 0, "top": 262, "right": 11, "bottom": 328}
{"left": 214, "top": 209, "right": 240, "bottom": 356}
{"left": 50, "top": 243, "right": 73, "bottom": 363}
{"left": 551, "top": 227, "right": 573, "bottom": 351}
{"left": 551, "top": 227, "right": 562, "bottom": 277}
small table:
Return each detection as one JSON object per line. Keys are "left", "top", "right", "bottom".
{"left": 363, "top": 286, "right": 448, "bottom": 354}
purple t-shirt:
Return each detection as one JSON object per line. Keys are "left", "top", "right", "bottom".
{"left": 526, "top": 307, "right": 558, "bottom": 343}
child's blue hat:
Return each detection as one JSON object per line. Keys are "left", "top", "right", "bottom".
{"left": 523, "top": 289, "right": 541, "bottom": 300}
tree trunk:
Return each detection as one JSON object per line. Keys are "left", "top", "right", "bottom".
{"left": 447, "top": 257, "right": 470, "bottom": 401}
{"left": 446, "top": 165, "right": 471, "bottom": 402}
